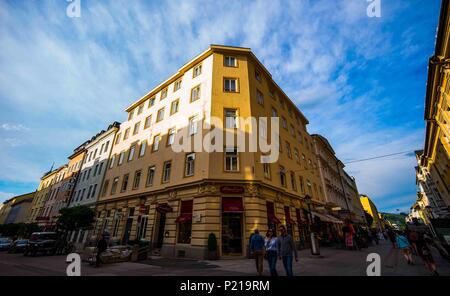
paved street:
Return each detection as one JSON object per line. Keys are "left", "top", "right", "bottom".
{"left": 0, "top": 240, "right": 448, "bottom": 276}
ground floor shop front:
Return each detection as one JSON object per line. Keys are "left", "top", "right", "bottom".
{"left": 94, "top": 182, "right": 345, "bottom": 259}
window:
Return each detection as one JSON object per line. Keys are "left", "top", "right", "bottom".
{"left": 128, "top": 145, "right": 136, "bottom": 162}
{"left": 281, "top": 117, "right": 287, "bottom": 129}
{"left": 121, "top": 174, "right": 129, "bottom": 192}
{"left": 185, "top": 153, "right": 195, "bottom": 176}
{"left": 152, "top": 135, "right": 161, "bottom": 151}
{"left": 286, "top": 142, "right": 292, "bottom": 158}
{"left": 189, "top": 115, "right": 199, "bottom": 135}
{"left": 224, "top": 56, "right": 237, "bottom": 67}
{"left": 225, "top": 147, "right": 239, "bottom": 171}
{"left": 156, "top": 108, "right": 165, "bottom": 122}
{"left": 87, "top": 169, "right": 91, "bottom": 180}
{"left": 193, "top": 64, "right": 202, "bottom": 77}
{"left": 280, "top": 166, "right": 286, "bottom": 187}
{"left": 299, "top": 176, "right": 305, "bottom": 193}
{"left": 98, "top": 162, "right": 103, "bottom": 174}
{"left": 294, "top": 148, "right": 300, "bottom": 162}
{"left": 139, "top": 140, "right": 147, "bottom": 157}
{"left": 137, "top": 104, "right": 144, "bottom": 115}
{"left": 174, "top": 79, "right": 182, "bottom": 91}
{"left": 100, "top": 144, "right": 105, "bottom": 154}
{"left": 133, "top": 122, "right": 140, "bottom": 135}
{"left": 109, "top": 155, "right": 116, "bottom": 169}
{"left": 128, "top": 110, "right": 134, "bottom": 121}
{"left": 94, "top": 164, "right": 98, "bottom": 176}
{"left": 269, "top": 88, "right": 276, "bottom": 99}
{"left": 146, "top": 166, "right": 155, "bottom": 186}
{"left": 87, "top": 186, "right": 92, "bottom": 200}
{"left": 144, "top": 115, "right": 152, "bottom": 129}
{"left": 224, "top": 78, "right": 238, "bottom": 92}
{"left": 104, "top": 141, "right": 110, "bottom": 153}
{"left": 123, "top": 128, "right": 130, "bottom": 140}
{"left": 101, "top": 180, "right": 109, "bottom": 197}
{"left": 225, "top": 109, "right": 238, "bottom": 129}
{"left": 81, "top": 189, "right": 86, "bottom": 201}
{"left": 118, "top": 151, "right": 125, "bottom": 165}
{"left": 115, "top": 133, "right": 121, "bottom": 145}
{"left": 255, "top": 90, "right": 264, "bottom": 106}
{"left": 290, "top": 125, "right": 295, "bottom": 137}
{"left": 133, "top": 170, "right": 141, "bottom": 189}
{"left": 307, "top": 180, "right": 312, "bottom": 195}
{"left": 190, "top": 85, "right": 201, "bottom": 102}
{"left": 91, "top": 184, "right": 97, "bottom": 198}
{"left": 162, "top": 161, "right": 171, "bottom": 183}
{"left": 255, "top": 70, "right": 262, "bottom": 82}
{"left": 112, "top": 213, "right": 120, "bottom": 237}
{"left": 148, "top": 97, "right": 155, "bottom": 107}
{"left": 177, "top": 200, "right": 193, "bottom": 244}
{"left": 160, "top": 87, "right": 168, "bottom": 100}
{"left": 263, "top": 163, "right": 271, "bottom": 179}
{"left": 290, "top": 172, "right": 297, "bottom": 191}
{"left": 170, "top": 99, "right": 179, "bottom": 115}
{"left": 167, "top": 128, "right": 175, "bottom": 146}
{"left": 271, "top": 107, "right": 278, "bottom": 117}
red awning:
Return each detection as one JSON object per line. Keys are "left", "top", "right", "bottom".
{"left": 284, "top": 207, "right": 294, "bottom": 224}
{"left": 176, "top": 200, "right": 193, "bottom": 223}
{"left": 268, "top": 214, "right": 281, "bottom": 224}
{"left": 222, "top": 197, "right": 244, "bottom": 213}
{"left": 176, "top": 213, "right": 192, "bottom": 223}
{"left": 156, "top": 203, "right": 173, "bottom": 213}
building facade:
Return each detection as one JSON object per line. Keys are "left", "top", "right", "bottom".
{"left": 418, "top": 0, "right": 450, "bottom": 218}
{"left": 2, "top": 192, "right": 35, "bottom": 224}
{"left": 28, "top": 167, "right": 64, "bottom": 226}
{"left": 359, "top": 194, "right": 383, "bottom": 230}
{"left": 95, "top": 45, "right": 328, "bottom": 259}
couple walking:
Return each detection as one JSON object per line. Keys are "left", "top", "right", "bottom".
{"left": 250, "top": 225, "right": 298, "bottom": 276}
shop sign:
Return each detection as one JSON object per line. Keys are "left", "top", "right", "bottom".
{"left": 220, "top": 186, "right": 244, "bottom": 194}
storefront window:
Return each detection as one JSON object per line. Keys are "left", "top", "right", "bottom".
{"left": 177, "top": 200, "right": 193, "bottom": 244}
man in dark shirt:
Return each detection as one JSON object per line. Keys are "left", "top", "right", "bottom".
{"left": 95, "top": 234, "right": 108, "bottom": 267}
{"left": 250, "top": 229, "right": 265, "bottom": 276}
{"left": 277, "top": 225, "right": 298, "bottom": 276}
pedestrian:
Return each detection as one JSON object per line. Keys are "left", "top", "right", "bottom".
{"left": 264, "top": 229, "right": 278, "bottom": 276}
{"left": 343, "top": 220, "right": 356, "bottom": 250}
{"left": 277, "top": 225, "right": 298, "bottom": 276}
{"left": 249, "top": 229, "right": 265, "bottom": 276}
{"left": 416, "top": 233, "right": 439, "bottom": 276}
{"left": 95, "top": 233, "right": 108, "bottom": 267}
{"left": 407, "top": 229, "right": 419, "bottom": 255}
{"left": 387, "top": 229, "right": 397, "bottom": 248}
{"left": 395, "top": 231, "right": 414, "bottom": 265}
{"left": 371, "top": 229, "right": 379, "bottom": 245}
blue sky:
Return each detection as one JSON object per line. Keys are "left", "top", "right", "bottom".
{"left": 0, "top": 0, "right": 442, "bottom": 213}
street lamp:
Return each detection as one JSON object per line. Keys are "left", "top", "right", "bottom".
{"left": 304, "top": 195, "right": 320, "bottom": 256}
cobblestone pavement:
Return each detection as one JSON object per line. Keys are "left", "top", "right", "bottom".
{"left": 0, "top": 240, "right": 448, "bottom": 276}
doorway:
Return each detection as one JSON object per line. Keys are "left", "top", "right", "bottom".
{"left": 122, "top": 217, "right": 133, "bottom": 244}
{"left": 154, "top": 212, "right": 166, "bottom": 249}
{"left": 221, "top": 213, "right": 243, "bottom": 256}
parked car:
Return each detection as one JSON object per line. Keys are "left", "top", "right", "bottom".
{"left": 0, "top": 237, "right": 12, "bottom": 251}
{"left": 8, "top": 239, "right": 29, "bottom": 253}
{"left": 24, "top": 232, "right": 58, "bottom": 256}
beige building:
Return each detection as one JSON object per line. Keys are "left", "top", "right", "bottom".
{"left": 95, "top": 45, "right": 333, "bottom": 259}
{"left": 0, "top": 192, "right": 35, "bottom": 224}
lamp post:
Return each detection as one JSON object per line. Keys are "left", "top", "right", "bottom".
{"left": 305, "top": 195, "right": 320, "bottom": 256}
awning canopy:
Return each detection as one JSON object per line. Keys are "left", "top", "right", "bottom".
{"left": 156, "top": 203, "right": 173, "bottom": 214}
{"left": 312, "top": 211, "right": 343, "bottom": 224}
{"left": 285, "top": 207, "right": 294, "bottom": 224}
{"left": 268, "top": 214, "right": 281, "bottom": 224}
{"left": 176, "top": 213, "right": 192, "bottom": 223}
{"left": 222, "top": 197, "right": 244, "bottom": 213}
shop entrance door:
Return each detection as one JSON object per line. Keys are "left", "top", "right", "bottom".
{"left": 155, "top": 212, "right": 166, "bottom": 249}
{"left": 221, "top": 213, "right": 243, "bottom": 256}
{"left": 122, "top": 217, "right": 133, "bottom": 244}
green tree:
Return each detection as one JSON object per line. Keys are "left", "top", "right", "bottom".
{"left": 56, "top": 205, "right": 95, "bottom": 232}
{"left": 364, "top": 210, "right": 374, "bottom": 228}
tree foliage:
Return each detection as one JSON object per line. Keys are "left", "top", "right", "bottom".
{"left": 56, "top": 205, "right": 95, "bottom": 232}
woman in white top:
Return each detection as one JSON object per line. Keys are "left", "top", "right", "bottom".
{"left": 265, "top": 229, "right": 278, "bottom": 276}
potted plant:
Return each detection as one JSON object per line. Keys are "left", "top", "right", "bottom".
{"left": 207, "top": 233, "right": 218, "bottom": 260}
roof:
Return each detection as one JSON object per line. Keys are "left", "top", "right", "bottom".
{"left": 311, "top": 134, "right": 336, "bottom": 155}
{"left": 2, "top": 192, "right": 35, "bottom": 206}
{"left": 125, "top": 44, "right": 309, "bottom": 125}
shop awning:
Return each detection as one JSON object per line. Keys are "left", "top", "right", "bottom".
{"left": 268, "top": 214, "right": 281, "bottom": 224}
{"left": 312, "top": 211, "right": 343, "bottom": 224}
{"left": 176, "top": 213, "right": 192, "bottom": 223}
{"left": 222, "top": 197, "right": 244, "bottom": 213}
{"left": 284, "top": 207, "right": 294, "bottom": 224}
{"left": 156, "top": 203, "right": 173, "bottom": 213}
